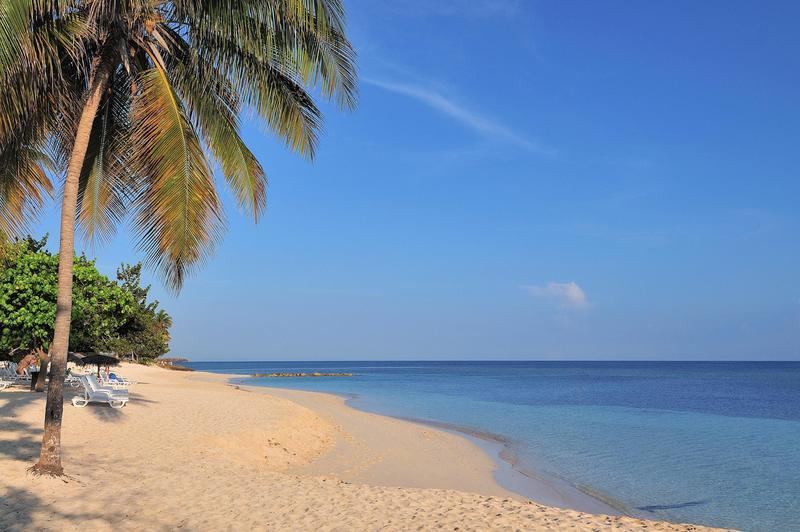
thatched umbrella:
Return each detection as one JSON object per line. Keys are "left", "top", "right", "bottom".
{"left": 67, "top": 352, "right": 85, "bottom": 364}
{"left": 70, "top": 352, "right": 121, "bottom": 376}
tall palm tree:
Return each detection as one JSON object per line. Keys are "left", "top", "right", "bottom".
{"left": 0, "top": 0, "right": 356, "bottom": 476}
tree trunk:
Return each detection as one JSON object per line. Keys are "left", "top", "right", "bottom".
{"left": 34, "top": 348, "right": 49, "bottom": 392}
{"left": 31, "top": 60, "right": 113, "bottom": 476}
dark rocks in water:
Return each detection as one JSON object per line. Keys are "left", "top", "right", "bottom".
{"left": 251, "top": 372, "right": 353, "bottom": 378}
{"left": 165, "top": 364, "right": 194, "bottom": 371}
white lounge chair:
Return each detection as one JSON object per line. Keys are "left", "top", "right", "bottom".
{"left": 100, "top": 372, "right": 135, "bottom": 388}
{"left": 0, "top": 378, "right": 13, "bottom": 391}
{"left": 65, "top": 372, "right": 83, "bottom": 388}
{"left": 72, "top": 375, "right": 129, "bottom": 409}
{"left": 1, "top": 363, "right": 17, "bottom": 379}
{"left": 87, "top": 374, "right": 128, "bottom": 393}
{"left": 0, "top": 363, "right": 28, "bottom": 383}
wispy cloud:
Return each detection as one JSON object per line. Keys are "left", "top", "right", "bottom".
{"left": 522, "top": 282, "right": 591, "bottom": 310}
{"left": 363, "top": 77, "right": 550, "bottom": 154}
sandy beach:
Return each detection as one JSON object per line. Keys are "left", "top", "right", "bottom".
{"left": 0, "top": 364, "right": 730, "bottom": 531}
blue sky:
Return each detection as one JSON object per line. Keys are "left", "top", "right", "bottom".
{"left": 33, "top": 0, "right": 800, "bottom": 360}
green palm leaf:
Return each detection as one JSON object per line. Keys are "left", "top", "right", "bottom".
{"left": 0, "top": 0, "right": 30, "bottom": 76}
{"left": 129, "top": 65, "right": 224, "bottom": 290}
{"left": 76, "top": 71, "right": 132, "bottom": 245}
{"left": 0, "top": 131, "right": 53, "bottom": 239}
{"left": 163, "top": 33, "right": 268, "bottom": 220}
{"left": 2, "top": 0, "right": 357, "bottom": 286}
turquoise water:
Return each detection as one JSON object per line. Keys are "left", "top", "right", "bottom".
{"left": 187, "top": 361, "right": 800, "bottom": 531}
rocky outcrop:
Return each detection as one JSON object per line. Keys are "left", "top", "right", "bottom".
{"left": 251, "top": 372, "right": 353, "bottom": 378}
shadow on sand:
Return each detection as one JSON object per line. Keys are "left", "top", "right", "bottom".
{"left": 0, "top": 383, "right": 163, "bottom": 530}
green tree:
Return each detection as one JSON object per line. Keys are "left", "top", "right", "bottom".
{"left": 111, "top": 263, "right": 172, "bottom": 361}
{"left": 0, "top": 0, "right": 356, "bottom": 475}
{"left": 0, "top": 236, "right": 55, "bottom": 357}
{"left": 0, "top": 237, "right": 136, "bottom": 357}
{"left": 69, "top": 261, "right": 136, "bottom": 353}
{"left": 0, "top": 236, "right": 137, "bottom": 391}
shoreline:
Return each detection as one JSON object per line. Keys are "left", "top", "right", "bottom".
{"left": 397, "top": 415, "right": 631, "bottom": 516}
{"left": 229, "top": 378, "right": 518, "bottom": 498}
{"left": 0, "top": 363, "right": 730, "bottom": 531}
{"left": 228, "top": 376, "right": 632, "bottom": 517}
{"left": 226, "top": 378, "right": 682, "bottom": 524}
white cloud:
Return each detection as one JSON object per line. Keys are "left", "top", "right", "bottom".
{"left": 363, "top": 77, "right": 551, "bottom": 154}
{"left": 522, "top": 282, "right": 590, "bottom": 310}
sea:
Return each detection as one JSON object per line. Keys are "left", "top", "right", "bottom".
{"left": 186, "top": 361, "right": 800, "bottom": 531}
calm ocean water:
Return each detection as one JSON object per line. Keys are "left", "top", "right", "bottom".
{"left": 187, "top": 361, "right": 800, "bottom": 531}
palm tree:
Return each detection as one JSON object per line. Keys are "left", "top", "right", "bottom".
{"left": 0, "top": 0, "right": 356, "bottom": 476}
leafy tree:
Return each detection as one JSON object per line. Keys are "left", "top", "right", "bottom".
{"left": 0, "top": 236, "right": 54, "bottom": 357}
{"left": 0, "top": 0, "right": 356, "bottom": 475}
{"left": 69, "top": 262, "right": 136, "bottom": 353}
{"left": 0, "top": 237, "right": 136, "bottom": 357}
{"left": 110, "top": 263, "right": 172, "bottom": 361}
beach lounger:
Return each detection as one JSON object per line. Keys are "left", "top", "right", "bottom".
{"left": 0, "top": 362, "right": 22, "bottom": 388}
{"left": 0, "top": 364, "right": 27, "bottom": 383}
{"left": 72, "top": 375, "right": 129, "bottom": 409}
{"left": 86, "top": 374, "right": 130, "bottom": 394}
{"left": 1, "top": 363, "right": 16, "bottom": 378}
{"left": 65, "top": 374, "right": 83, "bottom": 388}
{"left": 100, "top": 373, "right": 135, "bottom": 388}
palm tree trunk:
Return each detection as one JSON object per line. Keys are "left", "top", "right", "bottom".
{"left": 34, "top": 348, "right": 48, "bottom": 392}
{"left": 32, "top": 60, "right": 113, "bottom": 476}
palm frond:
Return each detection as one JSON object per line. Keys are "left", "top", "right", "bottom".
{"left": 0, "top": 0, "right": 357, "bottom": 290}
{"left": 0, "top": 0, "right": 31, "bottom": 77}
{"left": 171, "top": 27, "right": 324, "bottom": 157}
{"left": 129, "top": 66, "right": 224, "bottom": 291}
{"left": 178, "top": 0, "right": 357, "bottom": 112}
{"left": 0, "top": 9, "right": 90, "bottom": 144}
{"left": 76, "top": 70, "right": 133, "bottom": 245}
{"left": 269, "top": 21, "right": 357, "bottom": 111}
{"left": 165, "top": 42, "right": 267, "bottom": 220}
{"left": 0, "top": 130, "right": 53, "bottom": 238}
{"left": 256, "top": 66, "right": 324, "bottom": 157}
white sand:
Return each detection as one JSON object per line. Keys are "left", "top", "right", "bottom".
{"left": 0, "top": 363, "right": 731, "bottom": 531}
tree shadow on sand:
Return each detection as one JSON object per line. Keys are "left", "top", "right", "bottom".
{"left": 0, "top": 487, "right": 112, "bottom": 532}
{"left": 0, "top": 386, "right": 178, "bottom": 530}
{"left": 77, "top": 389, "right": 159, "bottom": 423}
{"left": 1, "top": 451, "right": 185, "bottom": 530}
{"left": 0, "top": 392, "right": 43, "bottom": 462}
{"left": 0, "top": 383, "right": 159, "bottom": 464}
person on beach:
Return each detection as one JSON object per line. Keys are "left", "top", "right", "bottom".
{"left": 16, "top": 353, "right": 39, "bottom": 375}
